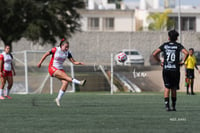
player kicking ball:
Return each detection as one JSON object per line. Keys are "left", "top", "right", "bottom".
{"left": 37, "top": 38, "right": 86, "bottom": 107}
{"left": 153, "top": 30, "right": 188, "bottom": 111}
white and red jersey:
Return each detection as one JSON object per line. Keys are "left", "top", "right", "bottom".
{"left": 49, "top": 47, "right": 72, "bottom": 69}
{"left": 0, "top": 52, "right": 13, "bottom": 71}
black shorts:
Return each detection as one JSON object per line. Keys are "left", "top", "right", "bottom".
{"left": 186, "top": 69, "right": 194, "bottom": 79}
{"left": 162, "top": 70, "right": 180, "bottom": 90}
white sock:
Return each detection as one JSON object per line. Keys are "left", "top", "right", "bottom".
{"left": 72, "top": 78, "right": 81, "bottom": 85}
{"left": 5, "top": 88, "right": 10, "bottom": 96}
{"left": 0, "top": 89, "right": 3, "bottom": 96}
{"left": 57, "top": 89, "right": 65, "bottom": 100}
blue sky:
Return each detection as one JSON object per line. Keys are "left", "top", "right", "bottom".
{"left": 124, "top": 0, "right": 200, "bottom": 6}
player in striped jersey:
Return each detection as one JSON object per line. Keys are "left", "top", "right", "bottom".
{"left": 0, "top": 45, "right": 16, "bottom": 100}
{"left": 37, "top": 39, "right": 86, "bottom": 106}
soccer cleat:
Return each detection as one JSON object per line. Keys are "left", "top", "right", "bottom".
{"left": 54, "top": 98, "right": 61, "bottom": 107}
{"left": 5, "top": 96, "right": 12, "bottom": 99}
{"left": 0, "top": 96, "right": 5, "bottom": 100}
{"left": 80, "top": 80, "right": 86, "bottom": 86}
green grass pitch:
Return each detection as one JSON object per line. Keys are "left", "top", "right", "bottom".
{"left": 0, "top": 92, "right": 200, "bottom": 133}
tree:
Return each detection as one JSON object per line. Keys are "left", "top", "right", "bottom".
{"left": 0, "top": 0, "right": 85, "bottom": 49}
{"left": 147, "top": 9, "right": 174, "bottom": 31}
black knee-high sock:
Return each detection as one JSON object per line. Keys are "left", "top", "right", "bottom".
{"left": 172, "top": 97, "right": 177, "bottom": 108}
{"left": 164, "top": 97, "right": 170, "bottom": 108}
{"left": 191, "top": 81, "right": 194, "bottom": 94}
{"left": 186, "top": 84, "right": 189, "bottom": 94}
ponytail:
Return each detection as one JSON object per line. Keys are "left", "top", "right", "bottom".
{"left": 59, "top": 38, "right": 69, "bottom": 47}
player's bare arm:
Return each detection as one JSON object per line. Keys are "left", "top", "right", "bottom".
{"left": 194, "top": 64, "right": 200, "bottom": 73}
{"left": 153, "top": 48, "right": 161, "bottom": 62}
{"left": 0, "top": 59, "right": 3, "bottom": 77}
{"left": 153, "top": 48, "right": 162, "bottom": 66}
{"left": 69, "top": 57, "right": 84, "bottom": 65}
{"left": 37, "top": 51, "right": 51, "bottom": 68}
{"left": 181, "top": 48, "right": 189, "bottom": 64}
{"left": 11, "top": 63, "right": 16, "bottom": 76}
{"left": 184, "top": 63, "right": 188, "bottom": 76}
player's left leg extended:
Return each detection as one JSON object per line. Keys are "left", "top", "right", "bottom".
{"left": 54, "top": 70, "right": 86, "bottom": 86}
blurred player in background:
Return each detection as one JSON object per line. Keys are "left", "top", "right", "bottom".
{"left": 0, "top": 45, "right": 16, "bottom": 100}
{"left": 37, "top": 38, "right": 86, "bottom": 106}
{"left": 185, "top": 48, "right": 200, "bottom": 95}
{"left": 153, "top": 30, "right": 188, "bottom": 111}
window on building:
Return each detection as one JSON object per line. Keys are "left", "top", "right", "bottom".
{"left": 181, "top": 17, "right": 196, "bottom": 31}
{"left": 88, "top": 17, "right": 99, "bottom": 31}
{"left": 168, "top": 17, "right": 196, "bottom": 31}
{"left": 189, "top": 17, "right": 195, "bottom": 30}
{"left": 103, "top": 17, "right": 114, "bottom": 31}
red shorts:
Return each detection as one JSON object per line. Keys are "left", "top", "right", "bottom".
{"left": 1, "top": 71, "right": 13, "bottom": 77}
{"left": 48, "top": 66, "right": 65, "bottom": 77}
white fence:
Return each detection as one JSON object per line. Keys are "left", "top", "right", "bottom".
{"left": 11, "top": 50, "right": 195, "bottom": 95}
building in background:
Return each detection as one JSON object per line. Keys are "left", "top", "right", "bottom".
{"left": 79, "top": 9, "right": 135, "bottom": 32}
{"left": 80, "top": 0, "right": 135, "bottom": 32}
{"left": 149, "top": 8, "right": 200, "bottom": 32}
{"left": 79, "top": 0, "right": 200, "bottom": 32}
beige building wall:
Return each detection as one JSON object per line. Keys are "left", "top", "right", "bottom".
{"left": 78, "top": 10, "right": 136, "bottom": 32}
{"left": 115, "top": 17, "right": 135, "bottom": 32}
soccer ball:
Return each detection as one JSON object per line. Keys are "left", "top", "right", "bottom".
{"left": 117, "top": 52, "right": 127, "bottom": 62}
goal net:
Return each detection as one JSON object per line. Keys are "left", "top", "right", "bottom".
{"left": 11, "top": 50, "right": 75, "bottom": 94}
{"left": 11, "top": 50, "right": 112, "bottom": 94}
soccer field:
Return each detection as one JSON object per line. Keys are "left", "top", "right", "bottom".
{"left": 0, "top": 92, "right": 200, "bottom": 133}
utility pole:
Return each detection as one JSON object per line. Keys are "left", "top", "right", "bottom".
{"left": 178, "top": 0, "right": 182, "bottom": 43}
